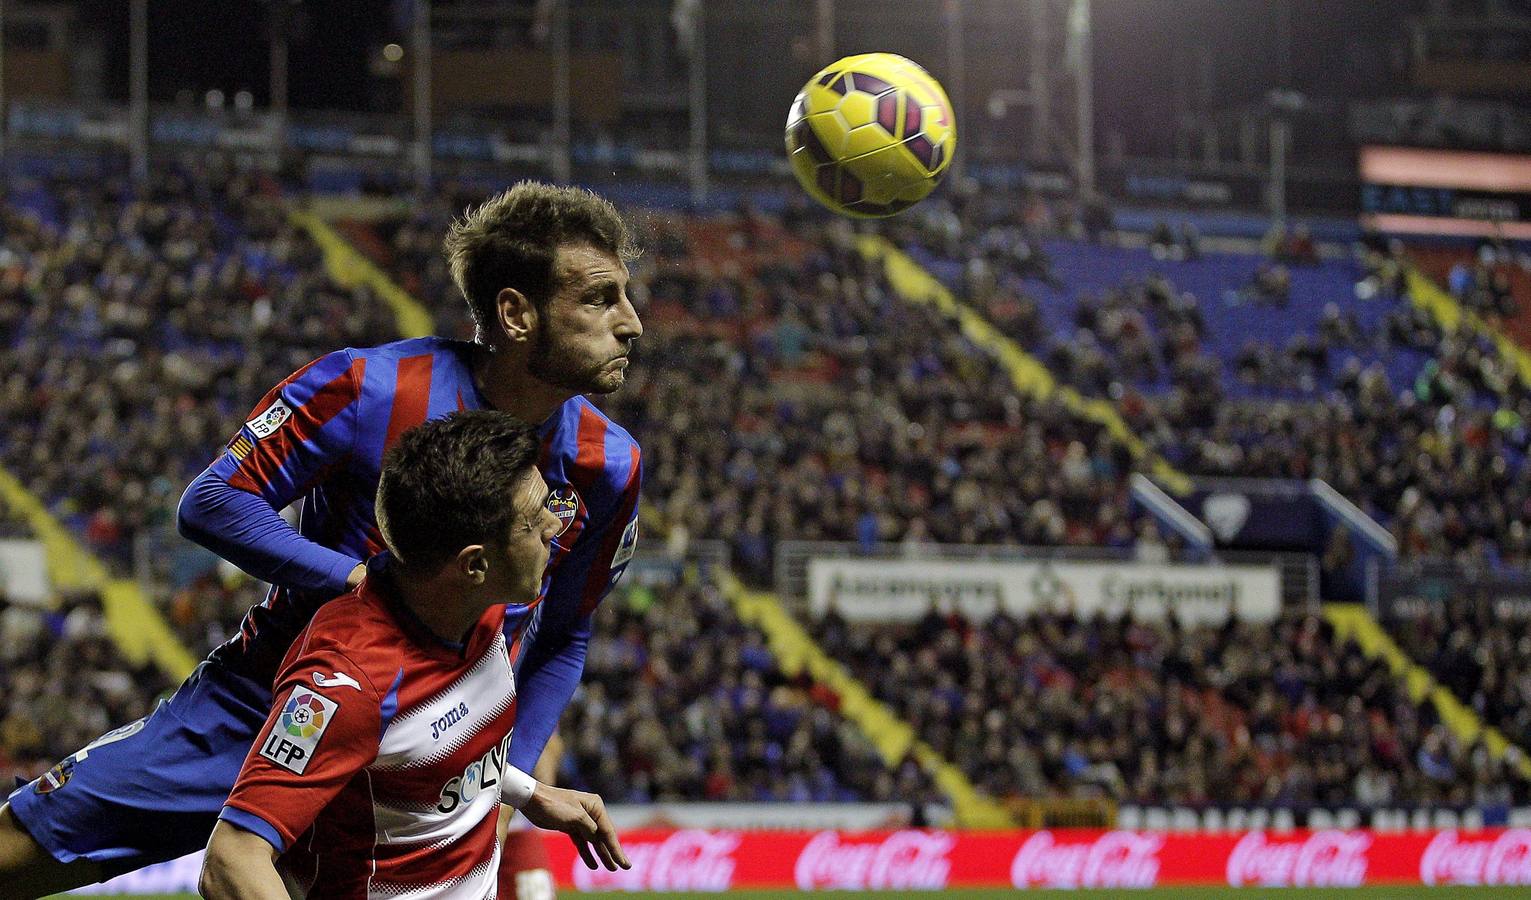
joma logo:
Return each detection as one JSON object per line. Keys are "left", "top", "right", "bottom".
{"left": 431, "top": 702, "right": 470, "bottom": 741}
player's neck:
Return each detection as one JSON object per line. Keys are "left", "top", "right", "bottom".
{"left": 392, "top": 571, "right": 485, "bottom": 649}
{"left": 473, "top": 343, "right": 571, "bottom": 425}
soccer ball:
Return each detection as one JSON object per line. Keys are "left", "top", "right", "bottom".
{"left": 785, "top": 52, "right": 956, "bottom": 218}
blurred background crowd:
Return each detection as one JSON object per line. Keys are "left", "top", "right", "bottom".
{"left": 4, "top": 161, "right": 1530, "bottom": 820}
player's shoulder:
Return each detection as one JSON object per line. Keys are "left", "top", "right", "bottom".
{"left": 555, "top": 396, "right": 641, "bottom": 487}
{"left": 287, "top": 592, "right": 402, "bottom": 694}
{"left": 346, "top": 335, "right": 469, "bottom": 363}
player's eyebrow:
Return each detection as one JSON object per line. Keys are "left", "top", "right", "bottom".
{"left": 580, "top": 277, "right": 622, "bottom": 298}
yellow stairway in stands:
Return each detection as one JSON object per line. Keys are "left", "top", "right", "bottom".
{"left": 289, "top": 209, "right": 435, "bottom": 338}
{"left": 1326, "top": 604, "right": 1531, "bottom": 779}
{"left": 856, "top": 233, "right": 1193, "bottom": 494}
{"left": 1406, "top": 268, "right": 1531, "bottom": 384}
{"left": 720, "top": 572, "right": 1013, "bottom": 828}
{"left": 0, "top": 467, "right": 196, "bottom": 680}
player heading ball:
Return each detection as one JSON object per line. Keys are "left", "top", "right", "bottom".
{"left": 200, "top": 411, "right": 629, "bottom": 899}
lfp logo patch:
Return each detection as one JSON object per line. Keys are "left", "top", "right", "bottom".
{"left": 260, "top": 688, "right": 338, "bottom": 774}
{"left": 245, "top": 398, "right": 293, "bottom": 439}
{"left": 282, "top": 691, "right": 330, "bottom": 738}
{"left": 546, "top": 488, "right": 580, "bottom": 536}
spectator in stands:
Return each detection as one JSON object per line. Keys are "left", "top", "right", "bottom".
{"left": 562, "top": 573, "right": 942, "bottom": 809}
{"left": 819, "top": 605, "right": 1524, "bottom": 808}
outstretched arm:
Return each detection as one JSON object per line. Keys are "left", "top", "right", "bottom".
{"left": 178, "top": 349, "right": 367, "bottom": 593}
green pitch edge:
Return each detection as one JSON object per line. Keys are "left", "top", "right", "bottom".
{"left": 720, "top": 572, "right": 1014, "bottom": 829}
{"left": 855, "top": 233, "right": 1194, "bottom": 495}
{"left": 0, "top": 465, "right": 196, "bottom": 680}
{"left": 1326, "top": 603, "right": 1531, "bottom": 780}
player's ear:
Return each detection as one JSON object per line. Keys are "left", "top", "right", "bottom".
{"left": 496, "top": 287, "right": 537, "bottom": 345}
{"left": 457, "top": 545, "right": 489, "bottom": 584}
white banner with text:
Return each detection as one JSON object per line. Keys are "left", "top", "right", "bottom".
{"left": 807, "top": 557, "right": 1281, "bottom": 624}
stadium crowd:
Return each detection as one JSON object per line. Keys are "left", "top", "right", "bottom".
{"left": 890, "top": 191, "right": 1531, "bottom": 569}
{"left": 816, "top": 604, "right": 1524, "bottom": 810}
{"left": 1387, "top": 591, "right": 1531, "bottom": 757}
{"left": 562, "top": 570, "right": 940, "bottom": 807}
{"left": 3, "top": 161, "right": 1530, "bottom": 813}
{"left": 0, "top": 165, "right": 395, "bottom": 580}
{"left": 0, "top": 587, "right": 173, "bottom": 781}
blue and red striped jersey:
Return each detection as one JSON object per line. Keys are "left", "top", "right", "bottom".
{"left": 189, "top": 336, "right": 640, "bottom": 768}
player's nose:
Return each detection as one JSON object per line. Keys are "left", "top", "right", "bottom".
{"left": 613, "top": 293, "right": 642, "bottom": 342}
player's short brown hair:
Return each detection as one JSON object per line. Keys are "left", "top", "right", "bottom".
{"left": 375, "top": 410, "right": 540, "bottom": 570}
{"left": 443, "top": 181, "right": 637, "bottom": 341}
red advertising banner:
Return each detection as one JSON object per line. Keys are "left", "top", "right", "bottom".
{"left": 541, "top": 828, "right": 1531, "bottom": 891}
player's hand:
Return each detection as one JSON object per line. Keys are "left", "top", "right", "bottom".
{"left": 520, "top": 783, "right": 630, "bottom": 872}
{"left": 346, "top": 562, "right": 367, "bottom": 589}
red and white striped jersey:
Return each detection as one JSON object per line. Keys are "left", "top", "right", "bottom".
{"left": 221, "top": 565, "right": 522, "bottom": 899}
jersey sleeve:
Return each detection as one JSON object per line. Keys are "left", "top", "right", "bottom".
{"left": 209, "top": 349, "right": 365, "bottom": 508}
{"left": 220, "top": 646, "right": 382, "bottom": 852}
{"left": 558, "top": 441, "right": 643, "bottom": 619}
{"left": 177, "top": 349, "right": 368, "bottom": 594}
{"left": 507, "top": 442, "right": 640, "bottom": 772}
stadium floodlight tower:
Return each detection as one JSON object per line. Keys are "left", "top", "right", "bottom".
{"left": 983, "top": 0, "right": 1093, "bottom": 198}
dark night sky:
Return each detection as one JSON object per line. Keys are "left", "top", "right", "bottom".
{"left": 78, "top": 0, "right": 396, "bottom": 111}
{"left": 65, "top": 0, "right": 1433, "bottom": 154}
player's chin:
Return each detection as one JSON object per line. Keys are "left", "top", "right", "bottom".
{"left": 585, "top": 368, "right": 627, "bottom": 395}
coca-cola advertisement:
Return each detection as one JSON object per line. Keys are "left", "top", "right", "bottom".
{"left": 538, "top": 827, "right": 1531, "bottom": 891}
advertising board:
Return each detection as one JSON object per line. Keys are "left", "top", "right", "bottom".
{"left": 807, "top": 557, "right": 1281, "bottom": 624}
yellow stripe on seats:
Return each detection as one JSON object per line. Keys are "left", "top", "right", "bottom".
{"left": 1406, "top": 268, "right": 1531, "bottom": 385}
{"left": 720, "top": 571, "right": 1013, "bottom": 828}
{"left": 855, "top": 234, "right": 1192, "bottom": 494}
{"left": 0, "top": 464, "right": 196, "bottom": 679}
{"left": 288, "top": 209, "right": 435, "bottom": 339}
{"left": 1326, "top": 603, "right": 1531, "bottom": 780}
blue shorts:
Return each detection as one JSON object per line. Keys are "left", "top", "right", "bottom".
{"left": 6, "top": 661, "right": 271, "bottom": 876}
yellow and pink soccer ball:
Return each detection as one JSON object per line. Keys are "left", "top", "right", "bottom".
{"left": 785, "top": 52, "right": 957, "bottom": 218}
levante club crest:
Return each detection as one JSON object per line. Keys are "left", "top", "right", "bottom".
{"left": 547, "top": 487, "right": 579, "bottom": 537}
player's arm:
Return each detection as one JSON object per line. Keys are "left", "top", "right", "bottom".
{"left": 200, "top": 820, "right": 288, "bottom": 900}
{"left": 178, "top": 349, "right": 368, "bottom": 594}
{"left": 507, "top": 447, "right": 641, "bottom": 773}
{"left": 514, "top": 773, "right": 630, "bottom": 872}
{"left": 212, "top": 649, "right": 381, "bottom": 880}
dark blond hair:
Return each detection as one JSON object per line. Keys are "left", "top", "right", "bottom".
{"left": 443, "top": 181, "right": 637, "bottom": 340}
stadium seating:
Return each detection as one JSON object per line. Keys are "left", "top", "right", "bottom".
{"left": 814, "top": 604, "right": 1525, "bottom": 809}
{"left": 5, "top": 162, "right": 1530, "bottom": 813}
{"left": 888, "top": 198, "right": 1531, "bottom": 568}
{"left": 561, "top": 570, "right": 940, "bottom": 806}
